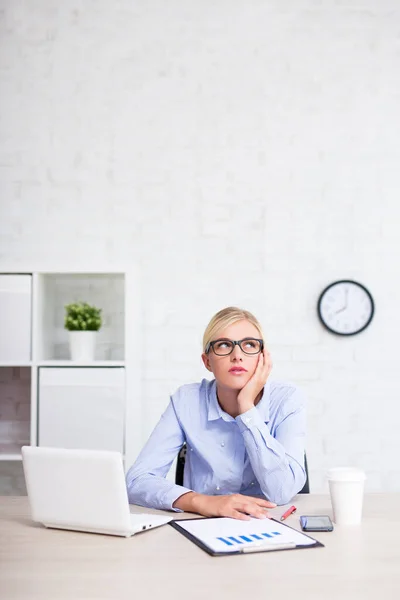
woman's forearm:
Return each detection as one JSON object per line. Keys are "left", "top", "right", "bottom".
{"left": 172, "top": 491, "right": 204, "bottom": 513}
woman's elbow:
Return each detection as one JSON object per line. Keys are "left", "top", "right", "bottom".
{"left": 267, "top": 489, "right": 296, "bottom": 506}
{"left": 126, "top": 467, "right": 142, "bottom": 502}
{"left": 263, "top": 470, "right": 307, "bottom": 506}
{"left": 126, "top": 476, "right": 136, "bottom": 503}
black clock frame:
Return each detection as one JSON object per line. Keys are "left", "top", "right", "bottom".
{"left": 317, "top": 279, "right": 375, "bottom": 336}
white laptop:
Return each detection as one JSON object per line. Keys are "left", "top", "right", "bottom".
{"left": 21, "top": 446, "right": 172, "bottom": 537}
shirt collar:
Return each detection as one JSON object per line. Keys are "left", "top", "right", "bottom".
{"left": 207, "top": 380, "right": 225, "bottom": 421}
{"left": 207, "top": 379, "right": 271, "bottom": 422}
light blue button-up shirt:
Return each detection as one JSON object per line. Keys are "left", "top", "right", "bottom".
{"left": 126, "top": 378, "right": 306, "bottom": 510}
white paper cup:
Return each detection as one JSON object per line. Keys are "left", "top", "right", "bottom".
{"left": 327, "top": 468, "right": 366, "bottom": 525}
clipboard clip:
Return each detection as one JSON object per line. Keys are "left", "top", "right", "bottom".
{"left": 240, "top": 542, "right": 296, "bottom": 554}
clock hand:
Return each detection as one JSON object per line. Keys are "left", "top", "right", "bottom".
{"left": 335, "top": 288, "right": 349, "bottom": 314}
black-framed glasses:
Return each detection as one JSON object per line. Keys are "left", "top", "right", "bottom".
{"left": 205, "top": 338, "right": 264, "bottom": 356}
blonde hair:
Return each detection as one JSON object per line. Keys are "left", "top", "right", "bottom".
{"left": 203, "top": 307, "right": 264, "bottom": 353}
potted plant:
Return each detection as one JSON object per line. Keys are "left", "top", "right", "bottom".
{"left": 64, "top": 302, "right": 102, "bottom": 361}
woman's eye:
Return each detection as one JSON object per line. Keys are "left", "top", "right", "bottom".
{"left": 215, "top": 341, "right": 233, "bottom": 350}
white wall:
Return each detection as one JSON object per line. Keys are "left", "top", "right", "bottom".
{"left": 1, "top": 0, "right": 400, "bottom": 492}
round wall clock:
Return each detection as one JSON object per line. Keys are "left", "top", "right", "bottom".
{"left": 317, "top": 280, "right": 374, "bottom": 336}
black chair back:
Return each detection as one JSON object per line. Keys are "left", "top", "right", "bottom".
{"left": 175, "top": 444, "right": 310, "bottom": 493}
{"left": 175, "top": 444, "right": 187, "bottom": 487}
{"left": 299, "top": 453, "right": 310, "bottom": 494}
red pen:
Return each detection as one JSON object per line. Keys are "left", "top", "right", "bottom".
{"left": 280, "top": 505, "right": 297, "bottom": 521}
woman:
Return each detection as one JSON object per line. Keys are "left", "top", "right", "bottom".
{"left": 126, "top": 307, "right": 306, "bottom": 520}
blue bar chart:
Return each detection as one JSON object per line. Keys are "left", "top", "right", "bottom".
{"left": 217, "top": 530, "right": 282, "bottom": 547}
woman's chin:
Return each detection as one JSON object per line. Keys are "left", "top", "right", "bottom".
{"left": 220, "top": 378, "right": 248, "bottom": 390}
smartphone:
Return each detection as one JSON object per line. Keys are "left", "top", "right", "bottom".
{"left": 300, "top": 515, "right": 333, "bottom": 532}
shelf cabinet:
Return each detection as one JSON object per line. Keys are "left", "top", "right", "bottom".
{"left": 0, "top": 275, "right": 32, "bottom": 363}
{"left": 0, "top": 270, "right": 140, "bottom": 477}
{"left": 38, "top": 367, "right": 125, "bottom": 453}
{"left": 34, "top": 272, "right": 125, "bottom": 361}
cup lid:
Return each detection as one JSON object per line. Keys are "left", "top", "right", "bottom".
{"left": 327, "top": 467, "right": 367, "bottom": 482}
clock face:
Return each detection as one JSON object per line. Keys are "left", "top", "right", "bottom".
{"left": 317, "top": 280, "right": 374, "bottom": 336}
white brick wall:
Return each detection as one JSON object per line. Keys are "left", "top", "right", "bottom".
{"left": 1, "top": 1, "right": 400, "bottom": 492}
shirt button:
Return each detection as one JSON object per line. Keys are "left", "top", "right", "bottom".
{"left": 245, "top": 417, "right": 251, "bottom": 424}
{"left": 251, "top": 482, "right": 255, "bottom": 486}
{"left": 216, "top": 486, "right": 220, "bottom": 491}
{"left": 221, "top": 441, "right": 225, "bottom": 447}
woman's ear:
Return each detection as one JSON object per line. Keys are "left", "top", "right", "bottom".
{"left": 201, "top": 353, "right": 213, "bottom": 372}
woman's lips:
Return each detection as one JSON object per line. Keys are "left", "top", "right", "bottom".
{"left": 229, "top": 368, "right": 248, "bottom": 375}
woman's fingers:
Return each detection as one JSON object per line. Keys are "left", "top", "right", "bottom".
{"left": 212, "top": 494, "right": 277, "bottom": 521}
{"left": 262, "top": 354, "right": 272, "bottom": 381}
{"left": 263, "top": 348, "right": 271, "bottom": 371}
{"left": 235, "top": 500, "right": 270, "bottom": 519}
{"left": 230, "top": 510, "right": 251, "bottom": 521}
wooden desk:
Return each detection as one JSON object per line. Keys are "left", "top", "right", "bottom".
{"left": 1, "top": 494, "right": 399, "bottom": 600}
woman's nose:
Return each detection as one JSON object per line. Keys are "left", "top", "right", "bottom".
{"left": 231, "top": 344, "right": 243, "bottom": 360}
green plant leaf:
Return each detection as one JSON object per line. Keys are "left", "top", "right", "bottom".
{"left": 64, "top": 301, "right": 102, "bottom": 331}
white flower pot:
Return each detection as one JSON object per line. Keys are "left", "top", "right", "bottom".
{"left": 68, "top": 331, "right": 97, "bottom": 361}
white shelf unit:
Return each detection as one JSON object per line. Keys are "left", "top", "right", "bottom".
{"left": 33, "top": 272, "right": 125, "bottom": 362}
{"left": 0, "top": 275, "right": 32, "bottom": 363}
{"left": 37, "top": 360, "right": 126, "bottom": 367}
{"left": 0, "top": 270, "right": 142, "bottom": 471}
{"left": 38, "top": 367, "right": 125, "bottom": 452}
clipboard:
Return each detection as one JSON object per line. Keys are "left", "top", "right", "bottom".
{"left": 170, "top": 516, "right": 324, "bottom": 557}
